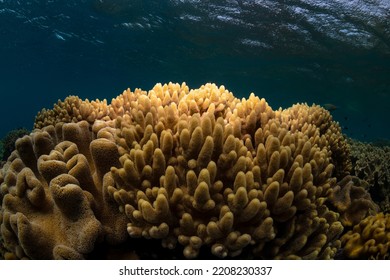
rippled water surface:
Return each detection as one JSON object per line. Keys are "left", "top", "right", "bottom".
{"left": 1, "top": 0, "right": 389, "bottom": 140}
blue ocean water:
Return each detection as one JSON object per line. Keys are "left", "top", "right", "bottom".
{"left": 0, "top": 0, "right": 389, "bottom": 141}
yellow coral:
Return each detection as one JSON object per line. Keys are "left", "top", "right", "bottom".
{"left": 0, "top": 122, "right": 127, "bottom": 259}
{"left": 107, "top": 83, "right": 344, "bottom": 259}
{"left": 34, "top": 96, "right": 110, "bottom": 129}
{"left": 280, "top": 104, "right": 351, "bottom": 178}
{"left": 341, "top": 213, "right": 390, "bottom": 259}
{"left": 1, "top": 82, "right": 353, "bottom": 259}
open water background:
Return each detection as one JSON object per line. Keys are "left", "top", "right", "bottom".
{"left": 1, "top": 0, "right": 389, "bottom": 141}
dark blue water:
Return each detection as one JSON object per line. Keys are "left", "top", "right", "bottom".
{"left": 1, "top": 0, "right": 389, "bottom": 141}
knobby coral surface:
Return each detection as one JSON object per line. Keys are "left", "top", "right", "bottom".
{"left": 349, "top": 139, "right": 390, "bottom": 212}
{"left": 328, "top": 175, "right": 379, "bottom": 227}
{"left": 0, "top": 82, "right": 368, "bottom": 260}
{"left": 341, "top": 213, "right": 390, "bottom": 259}
{"left": 0, "top": 122, "right": 128, "bottom": 259}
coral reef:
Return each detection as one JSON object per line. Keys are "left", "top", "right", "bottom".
{"left": 349, "top": 139, "right": 390, "bottom": 212}
{"left": 0, "top": 82, "right": 375, "bottom": 260}
{"left": 0, "top": 122, "right": 127, "bottom": 259}
{"left": 280, "top": 104, "right": 351, "bottom": 179}
{"left": 34, "top": 96, "right": 111, "bottom": 129}
{"left": 328, "top": 175, "right": 379, "bottom": 227}
{"left": 0, "top": 128, "right": 30, "bottom": 162}
{"left": 341, "top": 213, "right": 390, "bottom": 259}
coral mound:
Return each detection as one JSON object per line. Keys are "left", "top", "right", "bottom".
{"left": 0, "top": 82, "right": 361, "bottom": 259}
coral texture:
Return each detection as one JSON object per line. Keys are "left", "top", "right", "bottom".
{"left": 279, "top": 104, "right": 351, "bottom": 179}
{"left": 341, "top": 213, "right": 390, "bottom": 259}
{"left": 0, "top": 123, "right": 127, "bottom": 259}
{"left": 328, "top": 175, "right": 379, "bottom": 227}
{"left": 349, "top": 139, "right": 390, "bottom": 212}
{"left": 1, "top": 82, "right": 355, "bottom": 259}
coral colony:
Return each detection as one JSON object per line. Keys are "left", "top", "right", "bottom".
{"left": 0, "top": 83, "right": 388, "bottom": 259}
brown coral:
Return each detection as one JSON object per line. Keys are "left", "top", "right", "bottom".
{"left": 0, "top": 122, "right": 127, "bottom": 259}
{"left": 328, "top": 175, "right": 379, "bottom": 227}
{"left": 341, "top": 213, "right": 390, "bottom": 259}
{"left": 279, "top": 104, "right": 351, "bottom": 179}
{"left": 349, "top": 139, "right": 390, "bottom": 212}
{"left": 1, "top": 82, "right": 352, "bottom": 259}
{"left": 34, "top": 96, "right": 111, "bottom": 129}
